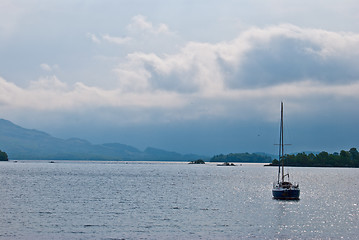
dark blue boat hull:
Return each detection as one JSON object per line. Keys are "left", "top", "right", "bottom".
{"left": 272, "top": 189, "right": 300, "bottom": 200}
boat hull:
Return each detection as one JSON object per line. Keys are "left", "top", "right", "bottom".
{"left": 272, "top": 188, "right": 300, "bottom": 200}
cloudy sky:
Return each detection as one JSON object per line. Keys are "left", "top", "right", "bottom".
{"left": 1, "top": 0, "right": 359, "bottom": 155}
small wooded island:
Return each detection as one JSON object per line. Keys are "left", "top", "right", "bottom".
{"left": 269, "top": 148, "right": 359, "bottom": 168}
{"left": 189, "top": 159, "right": 205, "bottom": 164}
{"left": 0, "top": 150, "right": 8, "bottom": 161}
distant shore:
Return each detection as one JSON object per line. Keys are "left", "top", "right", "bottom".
{"left": 267, "top": 148, "right": 359, "bottom": 168}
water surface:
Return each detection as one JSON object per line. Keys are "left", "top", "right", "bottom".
{"left": 0, "top": 161, "right": 358, "bottom": 239}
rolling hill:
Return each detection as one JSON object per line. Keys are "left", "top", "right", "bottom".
{"left": 0, "top": 119, "right": 206, "bottom": 161}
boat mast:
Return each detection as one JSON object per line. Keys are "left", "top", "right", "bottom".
{"left": 281, "top": 102, "right": 284, "bottom": 183}
{"left": 277, "top": 102, "right": 283, "bottom": 184}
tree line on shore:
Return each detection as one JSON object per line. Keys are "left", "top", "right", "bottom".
{"left": 270, "top": 148, "right": 359, "bottom": 167}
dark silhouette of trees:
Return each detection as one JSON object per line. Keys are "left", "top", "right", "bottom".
{"left": 189, "top": 159, "right": 205, "bottom": 164}
{"left": 270, "top": 148, "right": 359, "bottom": 167}
{"left": 0, "top": 150, "right": 8, "bottom": 161}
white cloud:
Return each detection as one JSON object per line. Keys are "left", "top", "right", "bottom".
{"left": 40, "top": 63, "right": 52, "bottom": 72}
{"left": 40, "top": 63, "right": 59, "bottom": 72}
{"left": 0, "top": 75, "right": 186, "bottom": 112}
{"left": 1, "top": 24, "right": 359, "bottom": 124}
{"left": 87, "top": 33, "right": 101, "bottom": 44}
{"left": 87, "top": 15, "right": 176, "bottom": 54}
{"left": 102, "top": 34, "right": 131, "bottom": 45}
{"left": 112, "top": 24, "right": 359, "bottom": 94}
{"left": 29, "top": 75, "right": 67, "bottom": 90}
{"left": 87, "top": 15, "right": 179, "bottom": 55}
{"left": 127, "top": 15, "right": 172, "bottom": 35}
{"left": 0, "top": 77, "right": 358, "bottom": 124}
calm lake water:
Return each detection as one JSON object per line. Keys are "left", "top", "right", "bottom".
{"left": 0, "top": 161, "right": 358, "bottom": 239}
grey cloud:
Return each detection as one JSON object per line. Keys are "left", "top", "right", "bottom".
{"left": 118, "top": 25, "right": 359, "bottom": 95}
{"left": 230, "top": 37, "right": 359, "bottom": 88}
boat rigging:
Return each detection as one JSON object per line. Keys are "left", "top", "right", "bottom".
{"left": 272, "top": 102, "right": 300, "bottom": 200}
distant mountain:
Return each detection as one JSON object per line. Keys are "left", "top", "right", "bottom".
{"left": 0, "top": 119, "right": 207, "bottom": 161}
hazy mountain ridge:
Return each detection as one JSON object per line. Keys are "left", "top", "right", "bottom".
{"left": 0, "top": 119, "right": 206, "bottom": 161}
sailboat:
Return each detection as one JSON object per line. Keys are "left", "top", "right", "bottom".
{"left": 272, "top": 102, "right": 300, "bottom": 200}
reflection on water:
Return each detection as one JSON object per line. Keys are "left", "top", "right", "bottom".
{"left": 0, "top": 161, "right": 358, "bottom": 239}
